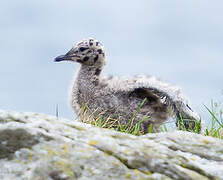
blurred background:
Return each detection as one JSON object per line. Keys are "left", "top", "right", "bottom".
{"left": 1, "top": 0, "right": 222, "bottom": 126}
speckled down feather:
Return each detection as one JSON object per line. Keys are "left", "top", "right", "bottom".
{"left": 55, "top": 38, "right": 204, "bottom": 134}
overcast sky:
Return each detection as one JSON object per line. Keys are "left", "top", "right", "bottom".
{"left": 1, "top": 0, "right": 222, "bottom": 126}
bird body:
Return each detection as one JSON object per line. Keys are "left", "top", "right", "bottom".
{"left": 55, "top": 38, "right": 203, "bottom": 134}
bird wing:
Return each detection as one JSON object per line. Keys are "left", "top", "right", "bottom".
{"left": 103, "top": 75, "right": 183, "bottom": 104}
{"left": 101, "top": 75, "right": 203, "bottom": 131}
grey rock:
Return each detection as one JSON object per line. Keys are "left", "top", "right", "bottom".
{"left": 0, "top": 110, "right": 222, "bottom": 180}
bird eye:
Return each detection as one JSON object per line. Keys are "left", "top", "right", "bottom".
{"left": 79, "top": 47, "right": 88, "bottom": 52}
{"left": 97, "top": 49, "right": 103, "bottom": 54}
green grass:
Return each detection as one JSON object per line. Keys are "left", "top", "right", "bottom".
{"left": 175, "top": 113, "right": 202, "bottom": 134}
{"left": 58, "top": 100, "right": 223, "bottom": 139}
{"left": 203, "top": 101, "right": 223, "bottom": 139}
{"left": 171, "top": 101, "right": 223, "bottom": 139}
{"left": 77, "top": 99, "right": 149, "bottom": 136}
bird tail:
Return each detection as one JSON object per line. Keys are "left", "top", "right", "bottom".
{"left": 172, "top": 100, "right": 204, "bottom": 133}
{"left": 145, "top": 86, "right": 205, "bottom": 133}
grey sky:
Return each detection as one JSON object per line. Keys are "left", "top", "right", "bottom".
{"left": 1, "top": 0, "right": 222, "bottom": 126}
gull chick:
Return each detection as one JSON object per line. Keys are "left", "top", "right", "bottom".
{"left": 54, "top": 38, "right": 203, "bottom": 134}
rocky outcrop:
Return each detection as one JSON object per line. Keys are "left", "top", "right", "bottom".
{"left": 0, "top": 110, "right": 222, "bottom": 180}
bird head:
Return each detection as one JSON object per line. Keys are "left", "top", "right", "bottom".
{"left": 54, "top": 38, "right": 106, "bottom": 67}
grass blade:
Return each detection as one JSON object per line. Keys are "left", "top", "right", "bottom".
{"left": 204, "top": 105, "right": 223, "bottom": 128}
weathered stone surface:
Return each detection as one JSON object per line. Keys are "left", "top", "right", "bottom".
{"left": 0, "top": 110, "right": 222, "bottom": 180}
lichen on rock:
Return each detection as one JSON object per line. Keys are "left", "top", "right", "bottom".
{"left": 0, "top": 110, "right": 222, "bottom": 180}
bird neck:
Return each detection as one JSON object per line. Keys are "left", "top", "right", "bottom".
{"left": 76, "top": 65, "right": 102, "bottom": 90}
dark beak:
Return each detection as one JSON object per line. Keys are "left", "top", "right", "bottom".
{"left": 54, "top": 53, "right": 80, "bottom": 62}
{"left": 54, "top": 55, "right": 69, "bottom": 62}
